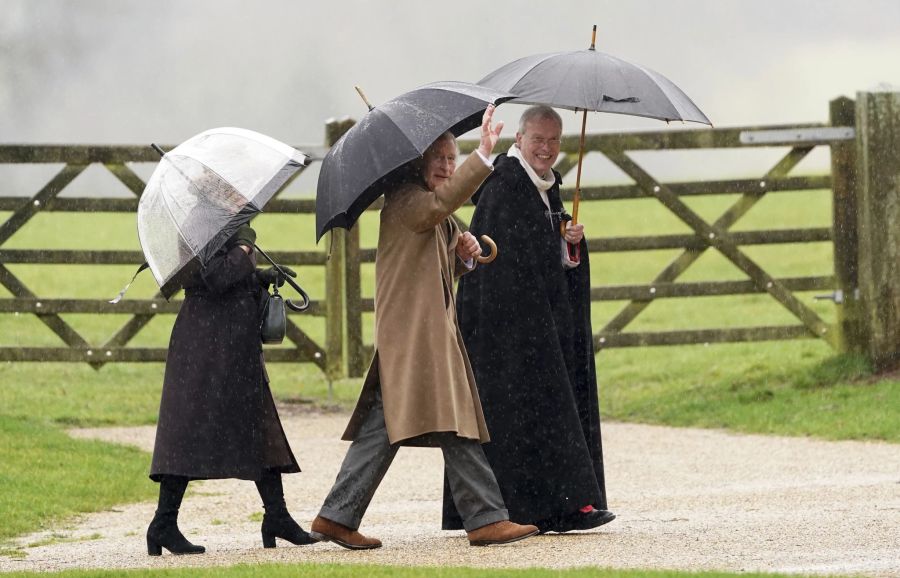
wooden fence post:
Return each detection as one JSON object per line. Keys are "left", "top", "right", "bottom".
{"left": 829, "top": 96, "right": 865, "bottom": 354}
{"left": 324, "top": 228, "right": 346, "bottom": 381}
{"left": 323, "top": 118, "right": 356, "bottom": 381}
{"left": 345, "top": 225, "right": 365, "bottom": 377}
{"left": 854, "top": 91, "right": 900, "bottom": 371}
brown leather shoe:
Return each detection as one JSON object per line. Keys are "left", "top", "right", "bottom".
{"left": 467, "top": 520, "right": 539, "bottom": 546}
{"left": 309, "top": 515, "right": 382, "bottom": 550}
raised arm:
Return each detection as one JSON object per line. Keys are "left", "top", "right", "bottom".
{"left": 394, "top": 106, "right": 504, "bottom": 232}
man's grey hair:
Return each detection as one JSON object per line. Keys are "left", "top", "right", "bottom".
{"left": 430, "top": 131, "right": 459, "bottom": 154}
{"left": 409, "top": 131, "right": 458, "bottom": 180}
{"left": 518, "top": 105, "right": 563, "bottom": 134}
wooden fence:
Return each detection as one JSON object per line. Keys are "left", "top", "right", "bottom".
{"left": 337, "top": 92, "right": 900, "bottom": 375}
{"left": 0, "top": 139, "right": 339, "bottom": 373}
{"left": 2, "top": 91, "right": 897, "bottom": 375}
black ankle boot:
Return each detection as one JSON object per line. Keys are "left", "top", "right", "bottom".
{"left": 256, "top": 471, "right": 316, "bottom": 548}
{"left": 146, "top": 475, "right": 205, "bottom": 556}
{"left": 261, "top": 510, "right": 317, "bottom": 548}
{"left": 147, "top": 512, "right": 207, "bottom": 555}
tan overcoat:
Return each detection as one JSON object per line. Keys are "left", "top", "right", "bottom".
{"left": 342, "top": 154, "right": 492, "bottom": 445}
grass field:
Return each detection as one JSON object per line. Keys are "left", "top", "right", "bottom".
{"left": 0, "top": 174, "right": 896, "bottom": 576}
{"left": 0, "top": 415, "right": 154, "bottom": 543}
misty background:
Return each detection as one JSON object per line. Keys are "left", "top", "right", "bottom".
{"left": 1, "top": 0, "right": 899, "bottom": 194}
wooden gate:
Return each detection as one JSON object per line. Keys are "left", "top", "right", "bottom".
{"left": 0, "top": 142, "right": 337, "bottom": 371}
{"left": 341, "top": 96, "right": 879, "bottom": 375}
{"left": 4, "top": 93, "right": 898, "bottom": 376}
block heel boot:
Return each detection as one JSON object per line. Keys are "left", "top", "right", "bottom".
{"left": 256, "top": 471, "right": 316, "bottom": 548}
{"left": 146, "top": 475, "right": 205, "bottom": 556}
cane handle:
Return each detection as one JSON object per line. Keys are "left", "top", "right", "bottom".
{"left": 476, "top": 235, "right": 498, "bottom": 264}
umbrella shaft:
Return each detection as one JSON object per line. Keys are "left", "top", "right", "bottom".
{"left": 572, "top": 109, "right": 588, "bottom": 224}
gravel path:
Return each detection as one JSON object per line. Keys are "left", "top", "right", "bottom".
{"left": 1, "top": 412, "right": 898, "bottom": 576}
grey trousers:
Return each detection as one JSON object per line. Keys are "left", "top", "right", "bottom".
{"left": 319, "top": 389, "right": 509, "bottom": 532}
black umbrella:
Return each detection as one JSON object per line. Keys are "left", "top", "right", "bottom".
{"left": 478, "top": 26, "right": 711, "bottom": 259}
{"left": 315, "top": 81, "right": 514, "bottom": 241}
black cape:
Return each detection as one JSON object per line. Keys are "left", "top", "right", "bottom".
{"left": 150, "top": 244, "right": 299, "bottom": 482}
{"left": 442, "top": 154, "right": 608, "bottom": 528}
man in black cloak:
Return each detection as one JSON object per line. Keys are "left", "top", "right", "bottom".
{"left": 442, "top": 105, "right": 615, "bottom": 533}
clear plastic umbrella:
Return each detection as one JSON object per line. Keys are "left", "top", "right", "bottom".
{"left": 134, "top": 127, "right": 308, "bottom": 300}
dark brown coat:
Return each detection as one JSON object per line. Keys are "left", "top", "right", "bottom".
{"left": 150, "top": 245, "right": 299, "bottom": 481}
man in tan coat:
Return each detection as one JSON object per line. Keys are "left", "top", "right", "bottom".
{"left": 310, "top": 106, "right": 539, "bottom": 549}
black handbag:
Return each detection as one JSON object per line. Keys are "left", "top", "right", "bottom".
{"left": 260, "top": 285, "right": 286, "bottom": 344}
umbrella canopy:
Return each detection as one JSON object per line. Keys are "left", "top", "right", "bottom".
{"left": 138, "top": 127, "right": 308, "bottom": 298}
{"left": 477, "top": 45, "right": 710, "bottom": 124}
{"left": 315, "top": 81, "right": 514, "bottom": 241}
{"left": 476, "top": 27, "right": 711, "bottom": 261}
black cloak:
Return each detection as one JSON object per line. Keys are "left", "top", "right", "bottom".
{"left": 442, "top": 154, "right": 608, "bottom": 528}
{"left": 150, "top": 244, "right": 299, "bottom": 482}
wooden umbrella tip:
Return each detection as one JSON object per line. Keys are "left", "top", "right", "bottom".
{"left": 354, "top": 85, "right": 375, "bottom": 112}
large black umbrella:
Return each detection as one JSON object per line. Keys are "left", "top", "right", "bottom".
{"left": 478, "top": 26, "right": 711, "bottom": 258}
{"left": 315, "top": 81, "right": 513, "bottom": 241}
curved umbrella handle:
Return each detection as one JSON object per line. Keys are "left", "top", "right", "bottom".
{"left": 283, "top": 276, "right": 310, "bottom": 312}
{"left": 476, "top": 235, "right": 498, "bottom": 264}
{"left": 253, "top": 243, "right": 311, "bottom": 312}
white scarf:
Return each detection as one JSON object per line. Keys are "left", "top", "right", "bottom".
{"left": 508, "top": 143, "right": 556, "bottom": 193}
{"left": 507, "top": 144, "right": 580, "bottom": 269}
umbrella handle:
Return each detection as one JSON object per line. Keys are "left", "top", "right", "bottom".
{"left": 282, "top": 274, "right": 311, "bottom": 312}
{"left": 253, "top": 243, "right": 311, "bottom": 312}
{"left": 476, "top": 235, "right": 498, "bottom": 264}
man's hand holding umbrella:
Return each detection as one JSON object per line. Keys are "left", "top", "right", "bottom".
{"left": 563, "top": 221, "right": 585, "bottom": 245}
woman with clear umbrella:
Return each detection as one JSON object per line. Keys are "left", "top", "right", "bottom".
{"left": 126, "top": 129, "right": 317, "bottom": 555}
{"left": 146, "top": 222, "right": 315, "bottom": 556}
